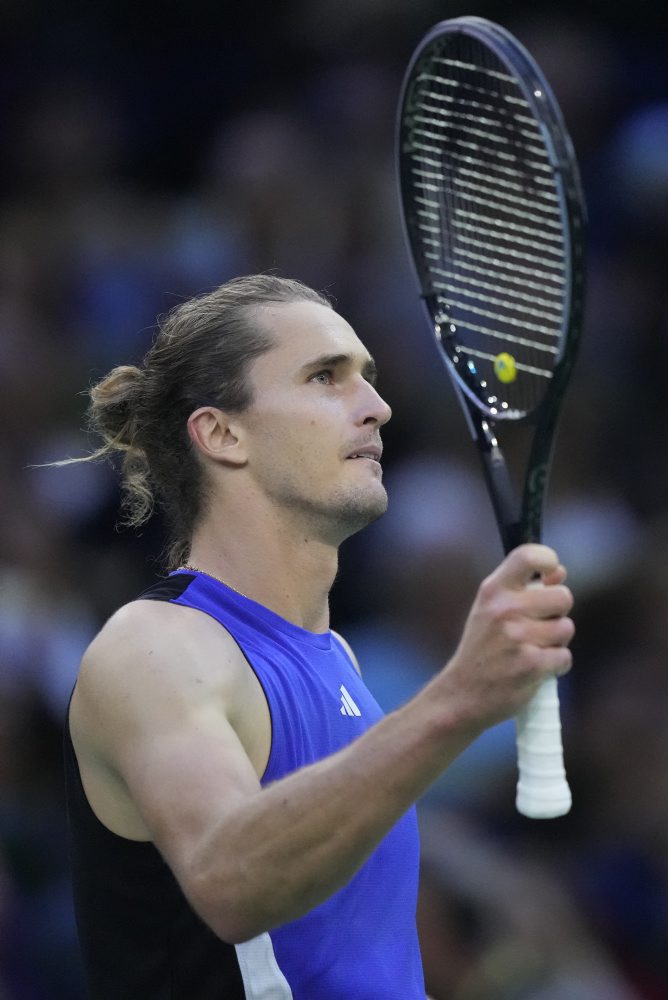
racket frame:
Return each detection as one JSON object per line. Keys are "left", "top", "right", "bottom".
{"left": 397, "top": 14, "right": 586, "bottom": 553}
{"left": 397, "top": 16, "right": 587, "bottom": 818}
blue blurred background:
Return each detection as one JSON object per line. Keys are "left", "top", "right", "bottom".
{"left": 1, "top": 2, "right": 667, "bottom": 997}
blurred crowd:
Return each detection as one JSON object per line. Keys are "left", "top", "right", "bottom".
{"left": 1, "top": 2, "right": 667, "bottom": 997}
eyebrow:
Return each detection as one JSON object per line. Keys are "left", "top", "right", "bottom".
{"left": 298, "top": 353, "right": 378, "bottom": 385}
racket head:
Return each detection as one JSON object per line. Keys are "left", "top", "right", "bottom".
{"left": 397, "top": 16, "right": 586, "bottom": 423}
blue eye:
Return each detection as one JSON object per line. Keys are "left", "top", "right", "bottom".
{"left": 311, "top": 370, "right": 334, "bottom": 385}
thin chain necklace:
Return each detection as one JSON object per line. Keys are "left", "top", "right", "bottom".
{"left": 178, "top": 564, "right": 248, "bottom": 599}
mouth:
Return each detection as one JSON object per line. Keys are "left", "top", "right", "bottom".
{"left": 345, "top": 445, "right": 383, "bottom": 463}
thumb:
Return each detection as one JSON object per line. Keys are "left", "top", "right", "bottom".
{"left": 495, "top": 543, "right": 562, "bottom": 589}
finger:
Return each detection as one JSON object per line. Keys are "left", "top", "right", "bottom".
{"left": 523, "top": 583, "right": 574, "bottom": 620}
{"left": 516, "top": 615, "right": 575, "bottom": 649}
{"left": 541, "top": 645, "right": 573, "bottom": 677}
{"left": 520, "top": 641, "right": 573, "bottom": 678}
{"left": 541, "top": 563, "right": 567, "bottom": 587}
{"left": 492, "top": 544, "right": 561, "bottom": 590}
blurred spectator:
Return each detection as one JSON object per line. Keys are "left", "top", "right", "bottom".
{"left": 418, "top": 810, "right": 641, "bottom": 1000}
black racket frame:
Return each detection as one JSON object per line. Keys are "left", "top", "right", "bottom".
{"left": 397, "top": 16, "right": 587, "bottom": 553}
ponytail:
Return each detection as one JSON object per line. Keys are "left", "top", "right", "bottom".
{"left": 50, "top": 274, "right": 331, "bottom": 568}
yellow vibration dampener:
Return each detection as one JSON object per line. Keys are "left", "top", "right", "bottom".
{"left": 493, "top": 352, "right": 517, "bottom": 383}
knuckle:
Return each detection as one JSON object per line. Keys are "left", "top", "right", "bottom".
{"left": 513, "top": 544, "right": 535, "bottom": 572}
{"left": 517, "top": 642, "right": 541, "bottom": 674}
{"left": 479, "top": 589, "right": 514, "bottom": 629}
{"left": 478, "top": 573, "right": 497, "bottom": 603}
{"left": 503, "top": 618, "right": 524, "bottom": 645}
{"left": 493, "top": 596, "right": 519, "bottom": 630}
{"left": 521, "top": 542, "right": 555, "bottom": 568}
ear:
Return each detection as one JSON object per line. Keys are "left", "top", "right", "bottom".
{"left": 187, "top": 407, "right": 247, "bottom": 467}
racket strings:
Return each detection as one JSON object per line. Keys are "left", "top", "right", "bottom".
{"left": 410, "top": 142, "right": 557, "bottom": 188}
{"left": 423, "top": 276, "right": 562, "bottom": 329}
{"left": 401, "top": 34, "right": 568, "bottom": 416}
{"left": 426, "top": 264, "right": 563, "bottom": 316}
{"left": 430, "top": 209, "right": 564, "bottom": 258}
{"left": 413, "top": 174, "right": 563, "bottom": 232}
{"left": 425, "top": 244, "right": 564, "bottom": 287}
{"left": 413, "top": 108, "right": 550, "bottom": 162}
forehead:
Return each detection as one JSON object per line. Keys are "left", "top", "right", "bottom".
{"left": 254, "top": 300, "right": 370, "bottom": 369}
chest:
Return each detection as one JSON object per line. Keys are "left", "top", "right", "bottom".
{"left": 239, "top": 638, "right": 384, "bottom": 784}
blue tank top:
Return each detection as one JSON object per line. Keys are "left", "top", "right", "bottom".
{"left": 170, "top": 569, "right": 425, "bottom": 1000}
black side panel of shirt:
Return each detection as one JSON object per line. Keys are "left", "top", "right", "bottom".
{"left": 64, "top": 573, "right": 247, "bottom": 998}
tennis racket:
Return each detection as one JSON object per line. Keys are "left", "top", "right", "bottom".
{"left": 397, "top": 16, "right": 586, "bottom": 818}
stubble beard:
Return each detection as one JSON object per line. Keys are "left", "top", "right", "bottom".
{"left": 274, "top": 480, "right": 389, "bottom": 546}
{"left": 322, "top": 485, "right": 389, "bottom": 542}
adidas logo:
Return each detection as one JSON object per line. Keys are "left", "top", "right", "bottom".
{"left": 339, "top": 684, "right": 361, "bottom": 717}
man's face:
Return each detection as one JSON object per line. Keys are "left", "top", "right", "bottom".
{"left": 240, "top": 299, "right": 392, "bottom": 544}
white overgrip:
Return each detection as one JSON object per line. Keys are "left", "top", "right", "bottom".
{"left": 515, "top": 674, "right": 571, "bottom": 818}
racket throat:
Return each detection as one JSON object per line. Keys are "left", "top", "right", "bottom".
{"left": 478, "top": 422, "right": 523, "bottom": 553}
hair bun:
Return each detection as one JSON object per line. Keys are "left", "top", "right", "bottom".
{"left": 89, "top": 365, "right": 145, "bottom": 451}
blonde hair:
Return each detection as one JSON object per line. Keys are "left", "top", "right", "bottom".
{"left": 66, "top": 275, "right": 332, "bottom": 569}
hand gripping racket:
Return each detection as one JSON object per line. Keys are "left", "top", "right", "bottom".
{"left": 397, "top": 17, "right": 586, "bottom": 818}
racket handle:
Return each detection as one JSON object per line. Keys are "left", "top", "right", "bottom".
{"left": 515, "top": 675, "right": 571, "bottom": 818}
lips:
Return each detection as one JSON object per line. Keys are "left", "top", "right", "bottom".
{"left": 346, "top": 444, "right": 382, "bottom": 462}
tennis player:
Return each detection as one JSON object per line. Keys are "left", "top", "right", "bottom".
{"left": 64, "top": 275, "right": 574, "bottom": 998}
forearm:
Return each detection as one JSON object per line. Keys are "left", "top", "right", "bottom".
{"left": 187, "top": 679, "right": 477, "bottom": 942}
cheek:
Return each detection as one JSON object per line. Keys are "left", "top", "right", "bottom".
{"left": 250, "top": 421, "right": 327, "bottom": 484}
{"left": 245, "top": 397, "right": 344, "bottom": 478}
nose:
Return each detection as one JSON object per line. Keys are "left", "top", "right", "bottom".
{"left": 359, "top": 379, "right": 392, "bottom": 427}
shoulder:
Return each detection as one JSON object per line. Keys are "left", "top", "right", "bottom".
{"left": 74, "top": 596, "right": 249, "bottom": 744}
{"left": 81, "top": 595, "right": 243, "bottom": 680}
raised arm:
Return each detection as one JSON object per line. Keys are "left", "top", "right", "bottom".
{"left": 70, "top": 543, "right": 573, "bottom": 945}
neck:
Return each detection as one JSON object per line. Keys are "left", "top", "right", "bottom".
{"left": 186, "top": 506, "right": 340, "bottom": 633}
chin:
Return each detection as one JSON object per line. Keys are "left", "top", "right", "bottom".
{"left": 333, "top": 486, "right": 389, "bottom": 539}
{"left": 278, "top": 482, "right": 388, "bottom": 543}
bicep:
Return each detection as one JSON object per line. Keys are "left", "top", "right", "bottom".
{"left": 119, "top": 698, "right": 262, "bottom": 877}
